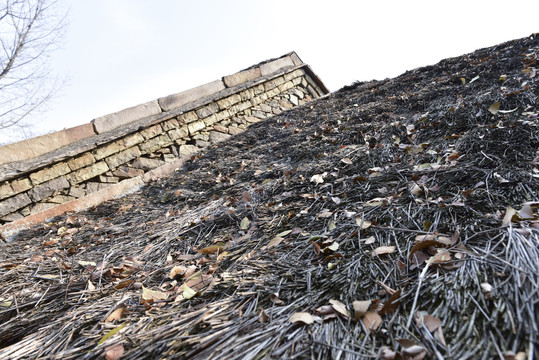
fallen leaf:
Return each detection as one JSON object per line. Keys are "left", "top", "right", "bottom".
{"left": 106, "top": 305, "right": 127, "bottom": 323}
{"left": 267, "top": 236, "right": 285, "bottom": 248}
{"left": 341, "top": 157, "right": 353, "bottom": 165}
{"left": 169, "top": 265, "right": 187, "bottom": 279}
{"left": 329, "top": 299, "right": 350, "bottom": 318}
{"left": 142, "top": 286, "right": 168, "bottom": 302}
{"left": 362, "top": 311, "right": 382, "bottom": 331}
{"left": 328, "top": 219, "right": 336, "bottom": 230}
{"left": 379, "top": 290, "right": 401, "bottom": 315}
{"left": 240, "top": 217, "right": 250, "bottom": 230}
{"left": 98, "top": 323, "right": 127, "bottom": 345}
{"left": 353, "top": 300, "right": 371, "bottom": 320}
{"left": 372, "top": 246, "right": 396, "bottom": 257}
{"left": 430, "top": 250, "right": 451, "bottom": 263}
{"left": 355, "top": 216, "right": 372, "bottom": 229}
{"left": 502, "top": 206, "right": 518, "bottom": 226}
{"left": 481, "top": 282, "right": 493, "bottom": 293}
{"left": 289, "top": 312, "right": 314, "bottom": 324}
{"left": 489, "top": 101, "right": 500, "bottom": 115}
{"left": 258, "top": 309, "right": 269, "bottom": 323}
{"left": 423, "top": 314, "right": 442, "bottom": 332}
{"left": 197, "top": 243, "right": 225, "bottom": 255}
{"left": 105, "top": 343, "right": 125, "bottom": 360}
{"left": 310, "top": 173, "right": 325, "bottom": 184}
{"left": 182, "top": 283, "right": 197, "bottom": 300}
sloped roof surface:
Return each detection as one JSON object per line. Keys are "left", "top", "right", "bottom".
{"left": 1, "top": 34, "right": 538, "bottom": 359}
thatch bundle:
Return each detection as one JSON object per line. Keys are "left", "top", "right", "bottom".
{"left": 1, "top": 34, "right": 538, "bottom": 359}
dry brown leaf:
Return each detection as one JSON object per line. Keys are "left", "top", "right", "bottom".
{"left": 289, "top": 312, "right": 314, "bottom": 324}
{"left": 329, "top": 299, "right": 350, "bottom": 318}
{"left": 423, "top": 314, "right": 442, "bottom": 332}
{"left": 372, "top": 246, "right": 396, "bottom": 257}
{"left": 257, "top": 309, "right": 269, "bottom": 323}
{"left": 379, "top": 289, "right": 402, "bottom": 315}
{"left": 353, "top": 300, "right": 371, "bottom": 321}
{"left": 502, "top": 206, "right": 518, "bottom": 226}
{"left": 197, "top": 243, "right": 225, "bottom": 255}
{"left": 267, "top": 236, "right": 285, "bottom": 248}
{"left": 106, "top": 305, "right": 127, "bottom": 323}
{"left": 355, "top": 216, "right": 372, "bottom": 229}
{"left": 169, "top": 265, "right": 187, "bottom": 279}
{"left": 142, "top": 286, "right": 168, "bottom": 302}
{"left": 105, "top": 343, "right": 125, "bottom": 360}
{"left": 430, "top": 250, "right": 451, "bottom": 263}
{"left": 362, "top": 311, "right": 382, "bottom": 331}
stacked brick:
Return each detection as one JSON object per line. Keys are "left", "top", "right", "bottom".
{"left": 0, "top": 62, "right": 327, "bottom": 224}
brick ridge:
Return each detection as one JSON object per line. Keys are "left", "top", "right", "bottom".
{"left": 0, "top": 63, "right": 317, "bottom": 183}
{"left": 0, "top": 156, "right": 187, "bottom": 241}
{"left": 0, "top": 52, "right": 308, "bottom": 167}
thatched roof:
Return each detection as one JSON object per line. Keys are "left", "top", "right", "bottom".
{"left": 1, "top": 34, "right": 538, "bottom": 359}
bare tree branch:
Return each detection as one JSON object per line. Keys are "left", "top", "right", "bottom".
{"left": 0, "top": 0, "right": 67, "bottom": 141}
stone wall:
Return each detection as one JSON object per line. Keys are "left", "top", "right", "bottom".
{"left": 0, "top": 52, "right": 328, "bottom": 235}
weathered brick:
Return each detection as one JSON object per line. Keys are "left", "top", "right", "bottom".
{"left": 196, "top": 102, "right": 219, "bottom": 118}
{"left": 278, "top": 80, "right": 294, "bottom": 93}
{"left": 49, "top": 195, "right": 76, "bottom": 204}
{"left": 179, "top": 145, "right": 198, "bottom": 157}
{"left": 260, "top": 56, "right": 295, "bottom": 76}
{"left": 99, "top": 175, "right": 120, "bottom": 183}
{"left": 0, "top": 182, "right": 13, "bottom": 199}
{"left": 250, "top": 93, "right": 268, "bottom": 106}
{"left": 30, "top": 162, "right": 71, "bottom": 185}
{"left": 67, "top": 153, "right": 95, "bottom": 171}
{"left": 239, "top": 88, "right": 254, "bottom": 101}
{"left": 10, "top": 178, "right": 32, "bottom": 194}
{"left": 1, "top": 211, "right": 23, "bottom": 222}
{"left": 209, "top": 131, "right": 231, "bottom": 143}
{"left": 30, "top": 202, "right": 56, "bottom": 215}
{"left": 86, "top": 182, "right": 112, "bottom": 194}
{"left": 68, "top": 161, "right": 109, "bottom": 185}
{"left": 236, "top": 100, "right": 252, "bottom": 112}
{"left": 215, "top": 109, "right": 230, "bottom": 122}
{"left": 264, "top": 77, "right": 285, "bottom": 91}
{"left": 167, "top": 126, "right": 189, "bottom": 141}
{"left": 28, "top": 177, "right": 70, "bottom": 202}
{"left": 161, "top": 119, "right": 180, "bottom": 131}
{"left": 203, "top": 114, "right": 218, "bottom": 127}
{"left": 217, "top": 94, "right": 242, "bottom": 110}
{"left": 105, "top": 147, "right": 141, "bottom": 169}
{"left": 139, "top": 133, "right": 172, "bottom": 154}
{"left": 213, "top": 125, "right": 229, "bottom": 133}
{"left": 223, "top": 67, "right": 262, "bottom": 87}
{"left": 123, "top": 133, "right": 145, "bottom": 147}
{"left": 179, "top": 111, "right": 198, "bottom": 124}
{"left": 187, "top": 120, "right": 205, "bottom": 135}
{"left": 69, "top": 187, "right": 86, "bottom": 198}
{"left": 140, "top": 124, "right": 163, "bottom": 140}
{"left": 253, "top": 84, "right": 265, "bottom": 95}
{"left": 284, "top": 68, "right": 304, "bottom": 82}
{"left": 267, "top": 87, "right": 281, "bottom": 98}
{"left": 228, "top": 126, "right": 243, "bottom": 135}
{"left": 93, "top": 140, "right": 123, "bottom": 160}
{"left": 112, "top": 166, "right": 144, "bottom": 179}
{"left": 131, "top": 157, "right": 164, "bottom": 171}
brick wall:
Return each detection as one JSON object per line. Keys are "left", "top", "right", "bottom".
{"left": 0, "top": 52, "right": 328, "bottom": 235}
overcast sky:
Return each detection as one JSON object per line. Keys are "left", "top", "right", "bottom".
{"left": 1, "top": 0, "right": 538, "bottom": 144}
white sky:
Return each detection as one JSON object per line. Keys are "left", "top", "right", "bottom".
{"left": 2, "top": 0, "right": 538, "bottom": 143}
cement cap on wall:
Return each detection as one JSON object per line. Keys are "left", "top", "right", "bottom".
{"left": 0, "top": 123, "right": 96, "bottom": 165}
